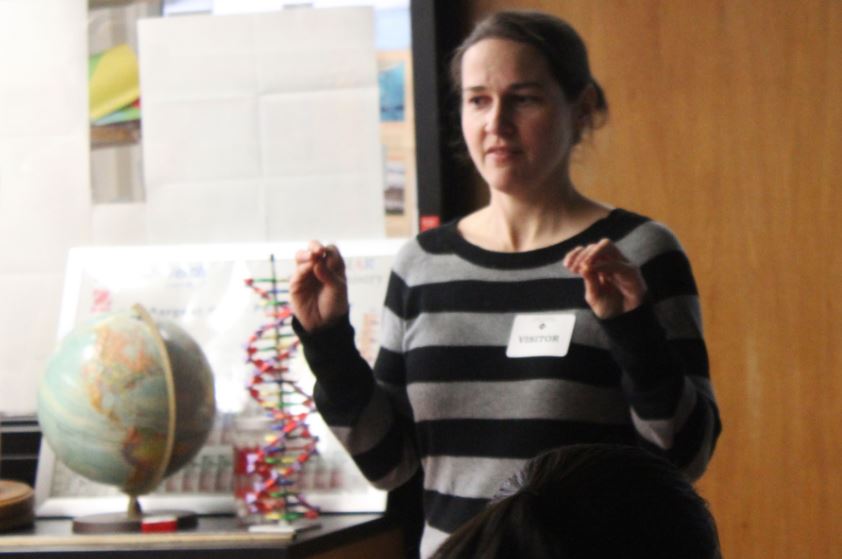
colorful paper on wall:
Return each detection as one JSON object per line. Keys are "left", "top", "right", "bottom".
{"left": 93, "top": 99, "right": 141, "bottom": 126}
{"left": 89, "top": 43, "right": 140, "bottom": 122}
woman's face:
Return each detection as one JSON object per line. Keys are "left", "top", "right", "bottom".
{"left": 460, "top": 38, "right": 577, "bottom": 196}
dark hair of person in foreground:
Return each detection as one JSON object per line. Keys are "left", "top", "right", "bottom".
{"left": 431, "top": 444, "right": 721, "bottom": 559}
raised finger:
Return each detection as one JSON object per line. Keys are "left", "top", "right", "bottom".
{"left": 563, "top": 246, "right": 585, "bottom": 270}
{"left": 295, "top": 248, "right": 315, "bottom": 264}
{"left": 306, "top": 239, "right": 327, "bottom": 260}
{"left": 322, "top": 244, "right": 346, "bottom": 274}
{"left": 585, "top": 258, "right": 636, "bottom": 277}
{"left": 571, "top": 243, "right": 601, "bottom": 273}
{"left": 586, "top": 238, "right": 625, "bottom": 264}
{"left": 577, "top": 242, "right": 606, "bottom": 272}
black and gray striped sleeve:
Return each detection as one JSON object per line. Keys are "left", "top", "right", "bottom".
{"left": 606, "top": 220, "right": 721, "bottom": 480}
{"left": 292, "top": 251, "right": 421, "bottom": 491}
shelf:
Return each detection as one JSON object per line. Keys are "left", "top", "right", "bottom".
{"left": 90, "top": 121, "right": 141, "bottom": 149}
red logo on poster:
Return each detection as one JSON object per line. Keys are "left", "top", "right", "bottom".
{"left": 91, "top": 289, "right": 112, "bottom": 313}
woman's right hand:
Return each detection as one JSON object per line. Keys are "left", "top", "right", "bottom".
{"left": 289, "top": 240, "right": 349, "bottom": 333}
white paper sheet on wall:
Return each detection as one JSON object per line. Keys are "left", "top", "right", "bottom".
{"left": 0, "top": 0, "right": 89, "bottom": 415}
{"left": 163, "top": 0, "right": 213, "bottom": 16}
{"left": 212, "top": 0, "right": 287, "bottom": 14}
{"left": 138, "top": 7, "right": 386, "bottom": 243}
{"left": 0, "top": 274, "right": 66, "bottom": 415}
{"left": 92, "top": 203, "right": 147, "bottom": 245}
{"left": 0, "top": 136, "right": 91, "bottom": 274}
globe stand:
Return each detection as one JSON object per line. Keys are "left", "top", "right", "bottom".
{"left": 72, "top": 495, "right": 198, "bottom": 534}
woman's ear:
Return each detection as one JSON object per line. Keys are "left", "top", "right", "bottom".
{"left": 577, "top": 84, "right": 598, "bottom": 126}
{"left": 572, "top": 84, "right": 598, "bottom": 144}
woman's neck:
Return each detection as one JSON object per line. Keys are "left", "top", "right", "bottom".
{"left": 458, "top": 184, "right": 611, "bottom": 253}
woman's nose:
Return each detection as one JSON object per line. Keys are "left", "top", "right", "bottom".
{"left": 485, "top": 100, "right": 513, "bottom": 135}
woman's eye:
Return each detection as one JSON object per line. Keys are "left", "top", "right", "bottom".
{"left": 513, "top": 95, "right": 539, "bottom": 105}
{"left": 466, "top": 96, "right": 489, "bottom": 108}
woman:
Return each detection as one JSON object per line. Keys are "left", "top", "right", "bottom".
{"left": 291, "top": 10, "right": 721, "bottom": 558}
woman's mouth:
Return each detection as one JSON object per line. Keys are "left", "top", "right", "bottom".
{"left": 485, "top": 146, "right": 520, "bottom": 162}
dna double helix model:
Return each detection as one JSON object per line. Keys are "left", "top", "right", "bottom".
{"left": 236, "top": 255, "right": 319, "bottom": 524}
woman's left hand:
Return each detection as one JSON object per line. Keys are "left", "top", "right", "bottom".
{"left": 563, "top": 238, "right": 647, "bottom": 319}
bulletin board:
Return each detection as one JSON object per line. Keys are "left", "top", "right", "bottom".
{"left": 35, "top": 239, "right": 406, "bottom": 517}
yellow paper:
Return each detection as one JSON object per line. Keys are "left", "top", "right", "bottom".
{"left": 89, "top": 44, "right": 139, "bottom": 122}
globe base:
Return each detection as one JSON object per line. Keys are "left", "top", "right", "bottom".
{"left": 72, "top": 509, "right": 197, "bottom": 534}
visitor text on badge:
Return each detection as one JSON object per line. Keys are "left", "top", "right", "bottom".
{"left": 506, "top": 313, "right": 576, "bottom": 358}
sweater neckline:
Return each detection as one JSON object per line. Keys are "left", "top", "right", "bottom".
{"left": 441, "top": 208, "right": 624, "bottom": 269}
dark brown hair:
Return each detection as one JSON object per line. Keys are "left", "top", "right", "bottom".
{"left": 449, "top": 10, "right": 608, "bottom": 140}
{"left": 432, "top": 444, "right": 721, "bottom": 559}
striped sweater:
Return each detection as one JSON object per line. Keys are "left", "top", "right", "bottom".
{"left": 295, "top": 208, "right": 721, "bottom": 558}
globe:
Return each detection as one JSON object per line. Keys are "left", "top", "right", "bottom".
{"left": 37, "top": 304, "right": 216, "bottom": 529}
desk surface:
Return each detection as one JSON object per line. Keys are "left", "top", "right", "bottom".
{"left": 0, "top": 514, "right": 401, "bottom": 558}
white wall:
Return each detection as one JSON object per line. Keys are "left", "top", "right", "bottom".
{"left": 0, "top": 0, "right": 90, "bottom": 414}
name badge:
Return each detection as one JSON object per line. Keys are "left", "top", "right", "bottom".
{"left": 506, "top": 313, "right": 576, "bottom": 358}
